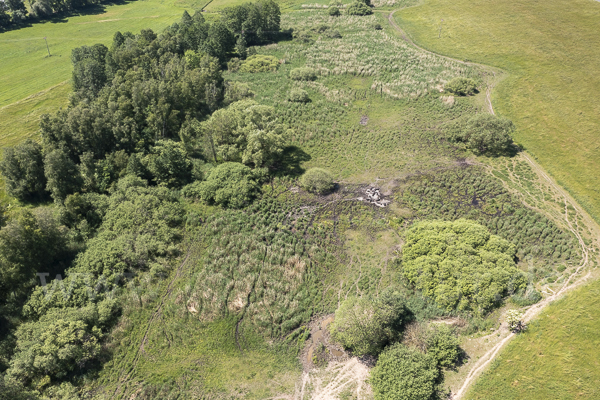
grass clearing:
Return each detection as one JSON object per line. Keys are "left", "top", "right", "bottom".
{"left": 396, "top": 0, "right": 600, "bottom": 224}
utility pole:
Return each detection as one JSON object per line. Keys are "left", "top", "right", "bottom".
{"left": 438, "top": 19, "right": 444, "bottom": 39}
{"left": 43, "top": 36, "right": 51, "bottom": 57}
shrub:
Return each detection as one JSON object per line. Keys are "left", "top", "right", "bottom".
{"left": 196, "top": 162, "right": 262, "bottom": 208}
{"left": 288, "top": 88, "right": 310, "bottom": 103}
{"left": 425, "top": 324, "right": 460, "bottom": 368}
{"left": 328, "top": 6, "right": 341, "bottom": 16}
{"left": 346, "top": 1, "right": 373, "bottom": 15}
{"left": 329, "top": 290, "right": 406, "bottom": 356}
{"left": 511, "top": 284, "right": 542, "bottom": 306}
{"left": 239, "top": 54, "right": 279, "bottom": 72}
{"left": 445, "top": 114, "right": 515, "bottom": 155}
{"left": 224, "top": 81, "right": 254, "bottom": 104}
{"left": 445, "top": 77, "right": 477, "bottom": 96}
{"left": 370, "top": 343, "right": 439, "bottom": 400}
{"left": 289, "top": 67, "right": 318, "bottom": 81}
{"left": 506, "top": 309, "right": 524, "bottom": 331}
{"left": 143, "top": 140, "right": 192, "bottom": 188}
{"left": 402, "top": 219, "right": 527, "bottom": 314}
{"left": 325, "top": 29, "right": 342, "bottom": 39}
{"left": 227, "top": 57, "right": 242, "bottom": 72}
{"left": 299, "top": 167, "right": 334, "bottom": 194}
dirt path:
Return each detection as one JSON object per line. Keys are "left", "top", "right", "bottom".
{"left": 387, "top": 8, "right": 599, "bottom": 399}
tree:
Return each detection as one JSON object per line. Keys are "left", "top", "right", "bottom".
{"left": 445, "top": 77, "right": 477, "bottom": 96}
{"left": 329, "top": 290, "right": 406, "bottom": 356}
{"left": 370, "top": 344, "right": 439, "bottom": 400}
{"left": 299, "top": 168, "right": 334, "bottom": 194}
{"left": 0, "top": 208, "right": 69, "bottom": 308}
{"left": 71, "top": 44, "right": 109, "bottom": 96}
{"left": 346, "top": 1, "right": 372, "bottom": 15}
{"left": 44, "top": 149, "right": 82, "bottom": 203}
{"left": 143, "top": 140, "right": 192, "bottom": 188}
{"left": 464, "top": 114, "right": 515, "bottom": 155}
{"left": 6, "top": 304, "right": 109, "bottom": 383}
{"left": 195, "top": 162, "right": 262, "bottom": 208}
{"left": 328, "top": 6, "right": 341, "bottom": 16}
{"left": 201, "top": 100, "right": 286, "bottom": 167}
{"left": 506, "top": 309, "right": 525, "bottom": 332}
{"left": 0, "top": 3, "right": 11, "bottom": 29}
{"left": 402, "top": 219, "right": 527, "bottom": 314}
{"left": 202, "top": 21, "right": 235, "bottom": 61}
{"left": 0, "top": 140, "right": 47, "bottom": 201}
{"left": 5, "top": 0, "right": 28, "bottom": 24}
{"left": 425, "top": 324, "right": 460, "bottom": 368}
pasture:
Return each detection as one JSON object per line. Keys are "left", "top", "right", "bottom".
{"left": 396, "top": 0, "right": 600, "bottom": 224}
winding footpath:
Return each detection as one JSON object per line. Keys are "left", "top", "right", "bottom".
{"left": 387, "top": 8, "right": 599, "bottom": 399}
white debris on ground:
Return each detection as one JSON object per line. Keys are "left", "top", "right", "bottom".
{"left": 357, "top": 187, "right": 391, "bottom": 208}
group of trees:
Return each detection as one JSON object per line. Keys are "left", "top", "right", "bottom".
{"left": 0, "top": 0, "right": 112, "bottom": 29}
{"left": 1, "top": 4, "right": 283, "bottom": 206}
{"left": 0, "top": 0, "right": 27, "bottom": 27}
{"left": 329, "top": 290, "right": 461, "bottom": 400}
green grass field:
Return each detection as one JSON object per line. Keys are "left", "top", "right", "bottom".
{"left": 396, "top": 0, "right": 600, "bottom": 225}
{"left": 466, "top": 278, "right": 600, "bottom": 399}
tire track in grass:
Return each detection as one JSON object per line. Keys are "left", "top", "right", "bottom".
{"left": 110, "top": 240, "right": 195, "bottom": 399}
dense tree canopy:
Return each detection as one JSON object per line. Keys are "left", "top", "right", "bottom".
{"left": 402, "top": 219, "right": 526, "bottom": 314}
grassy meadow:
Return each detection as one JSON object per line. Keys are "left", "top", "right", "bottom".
{"left": 395, "top": 0, "right": 600, "bottom": 225}
{"left": 467, "top": 277, "right": 600, "bottom": 399}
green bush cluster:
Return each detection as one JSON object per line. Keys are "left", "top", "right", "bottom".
{"left": 402, "top": 219, "right": 526, "bottom": 314}
{"left": 370, "top": 343, "right": 440, "bottom": 400}
{"left": 240, "top": 54, "right": 280, "bottom": 72}
{"left": 299, "top": 168, "right": 334, "bottom": 194}
{"left": 346, "top": 1, "right": 373, "bottom": 15}
{"left": 445, "top": 77, "right": 477, "bottom": 96}
{"left": 425, "top": 324, "right": 460, "bottom": 368}
{"left": 288, "top": 88, "right": 310, "bottom": 103}
{"left": 290, "top": 67, "right": 318, "bottom": 81}
{"left": 444, "top": 114, "right": 515, "bottom": 155}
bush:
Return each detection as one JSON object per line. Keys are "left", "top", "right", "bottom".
{"left": 445, "top": 77, "right": 477, "bottom": 96}
{"left": 289, "top": 67, "right": 318, "bottom": 81}
{"left": 196, "top": 162, "right": 262, "bottom": 208}
{"left": 511, "top": 284, "right": 542, "bottom": 306}
{"left": 425, "top": 324, "right": 460, "bottom": 368}
{"left": 227, "top": 57, "right": 242, "bottom": 72}
{"left": 329, "top": 290, "right": 406, "bottom": 356}
{"left": 402, "top": 219, "right": 526, "bottom": 314}
{"left": 299, "top": 167, "right": 334, "bottom": 194}
{"left": 445, "top": 114, "right": 515, "bottom": 155}
{"left": 239, "top": 54, "right": 279, "bottom": 72}
{"left": 346, "top": 1, "right": 373, "bottom": 15}
{"left": 328, "top": 6, "right": 341, "bottom": 16}
{"left": 288, "top": 88, "right": 310, "bottom": 103}
{"left": 370, "top": 343, "right": 439, "bottom": 400}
